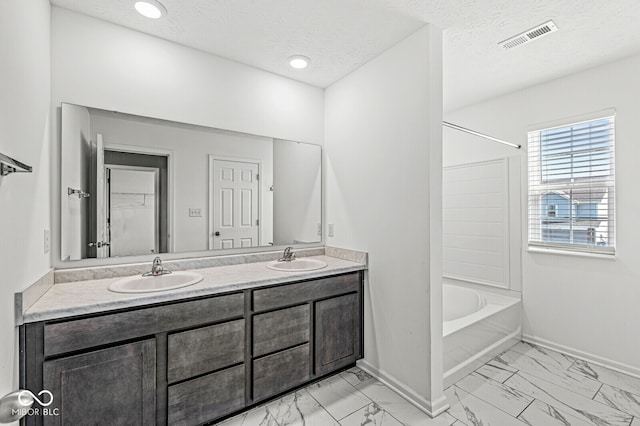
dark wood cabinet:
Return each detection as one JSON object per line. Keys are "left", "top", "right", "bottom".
{"left": 253, "top": 344, "right": 311, "bottom": 400}
{"left": 253, "top": 305, "right": 309, "bottom": 357}
{"left": 42, "top": 340, "right": 156, "bottom": 426}
{"left": 167, "top": 365, "right": 245, "bottom": 426}
{"left": 315, "top": 293, "right": 361, "bottom": 375}
{"left": 43, "top": 294, "right": 244, "bottom": 357}
{"left": 167, "top": 319, "right": 245, "bottom": 383}
{"left": 21, "top": 271, "right": 363, "bottom": 426}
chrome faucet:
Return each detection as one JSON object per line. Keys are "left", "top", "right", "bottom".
{"left": 279, "top": 247, "right": 296, "bottom": 262}
{"left": 144, "top": 256, "right": 171, "bottom": 276}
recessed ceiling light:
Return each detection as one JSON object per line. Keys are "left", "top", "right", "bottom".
{"left": 288, "top": 55, "right": 310, "bottom": 69}
{"left": 134, "top": 0, "right": 167, "bottom": 19}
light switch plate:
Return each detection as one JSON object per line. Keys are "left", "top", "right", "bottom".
{"left": 328, "top": 224, "right": 335, "bottom": 237}
{"left": 317, "top": 223, "right": 322, "bottom": 236}
{"left": 188, "top": 208, "right": 202, "bottom": 217}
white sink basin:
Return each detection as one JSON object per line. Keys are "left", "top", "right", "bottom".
{"left": 108, "top": 271, "right": 203, "bottom": 293}
{"left": 266, "top": 258, "right": 328, "bottom": 272}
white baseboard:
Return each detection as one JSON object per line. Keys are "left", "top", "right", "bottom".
{"left": 356, "top": 360, "right": 450, "bottom": 418}
{"left": 444, "top": 328, "right": 521, "bottom": 388}
{"left": 522, "top": 334, "right": 640, "bottom": 379}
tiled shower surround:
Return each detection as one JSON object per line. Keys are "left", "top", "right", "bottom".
{"left": 221, "top": 342, "right": 640, "bottom": 426}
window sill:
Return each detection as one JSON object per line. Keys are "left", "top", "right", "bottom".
{"left": 527, "top": 246, "right": 616, "bottom": 260}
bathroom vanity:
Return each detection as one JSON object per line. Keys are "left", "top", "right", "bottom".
{"left": 19, "top": 255, "right": 365, "bottom": 426}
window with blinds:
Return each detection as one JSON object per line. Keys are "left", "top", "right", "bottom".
{"left": 528, "top": 113, "right": 615, "bottom": 254}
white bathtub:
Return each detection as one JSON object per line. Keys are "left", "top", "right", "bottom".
{"left": 443, "top": 282, "right": 521, "bottom": 388}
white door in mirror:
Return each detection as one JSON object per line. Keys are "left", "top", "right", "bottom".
{"left": 266, "top": 258, "right": 328, "bottom": 272}
{"left": 108, "top": 271, "right": 203, "bottom": 293}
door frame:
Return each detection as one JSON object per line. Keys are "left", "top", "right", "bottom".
{"left": 106, "top": 164, "right": 160, "bottom": 256}
{"left": 105, "top": 143, "right": 175, "bottom": 253}
{"left": 208, "top": 155, "right": 263, "bottom": 250}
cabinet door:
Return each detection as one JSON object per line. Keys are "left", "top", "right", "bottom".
{"left": 43, "top": 339, "right": 156, "bottom": 426}
{"left": 315, "top": 293, "right": 360, "bottom": 376}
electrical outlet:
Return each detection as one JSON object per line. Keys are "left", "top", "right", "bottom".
{"left": 317, "top": 223, "right": 322, "bottom": 236}
{"left": 188, "top": 208, "right": 202, "bottom": 217}
{"left": 328, "top": 224, "right": 335, "bottom": 237}
{"left": 44, "top": 229, "right": 50, "bottom": 254}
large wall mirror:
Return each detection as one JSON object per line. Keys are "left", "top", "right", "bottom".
{"left": 60, "top": 103, "right": 322, "bottom": 261}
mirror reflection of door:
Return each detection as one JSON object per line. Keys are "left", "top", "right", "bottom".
{"left": 107, "top": 166, "right": 159, "bottom": 257}
{"left": 210, "top": 158, "right": 260, "bottom": 249}
{"left": 88, "top": 147, "right": 169, "bottom": 258}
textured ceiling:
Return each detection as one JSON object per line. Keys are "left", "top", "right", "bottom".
{"left": 51, "top": 0, "right": 640, "bottom": 111}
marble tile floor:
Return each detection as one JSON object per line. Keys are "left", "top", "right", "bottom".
{"left": 218, "top": 367, "right": 457, "bottom": 426}
{"left": 447, "top": 341, "right": 640, "bottom": 426}
{"left": 219, "top": 342, "right": 640, "bottom": 426}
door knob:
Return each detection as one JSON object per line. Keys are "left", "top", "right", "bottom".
{"left": 214, "top": 232, "right": 220, "bottom": 236}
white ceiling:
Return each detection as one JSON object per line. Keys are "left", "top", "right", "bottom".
{"left": 51, "top": 0, "right": 640, "bottom": 111}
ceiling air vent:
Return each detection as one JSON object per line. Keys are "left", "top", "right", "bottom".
{"left": 499, "top": 20, "right": 558, "bottom": 50}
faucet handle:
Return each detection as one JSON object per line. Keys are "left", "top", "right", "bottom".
{"left": 279, "top": 247, "right": 295, "bottom": 262}
{"left": 151, "top": 257, "right": 164, "bottom": 275}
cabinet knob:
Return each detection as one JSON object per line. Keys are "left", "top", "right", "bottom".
{"left": 214, "top": 232, "right": 220, "bottom": 236}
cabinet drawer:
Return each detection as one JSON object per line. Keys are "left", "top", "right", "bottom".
{"left": 253, "top": 344, "right": 310, "bottom": 401}
{"left": 168, "top": 319, "right": 245, "bottom": 383}
{"left": 253, "top": 272, "right": 360, "bottom": 312}
{"left": 168, "top": 364, "right": 245, "bottom": 426}
{"left": 44, "top": 293, "right": 244, "bottom": 357}
{"left": 253, "top": 305, "right": 309, "bottom": 357}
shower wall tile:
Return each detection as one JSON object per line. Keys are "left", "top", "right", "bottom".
{"left": 442, "top": 159, "right": 510, "bottom": 289}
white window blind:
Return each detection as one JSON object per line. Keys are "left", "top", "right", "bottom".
{"left": 528, "top": 113, "right": 615, "bottom": 255}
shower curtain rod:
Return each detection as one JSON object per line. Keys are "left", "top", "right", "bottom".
{"left": 443, "top": 121, "right": 521, "bottom": 149}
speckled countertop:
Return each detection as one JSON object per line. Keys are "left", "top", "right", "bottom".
{"left": 22, "top": 255, "right": 365, "bottom": 323}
